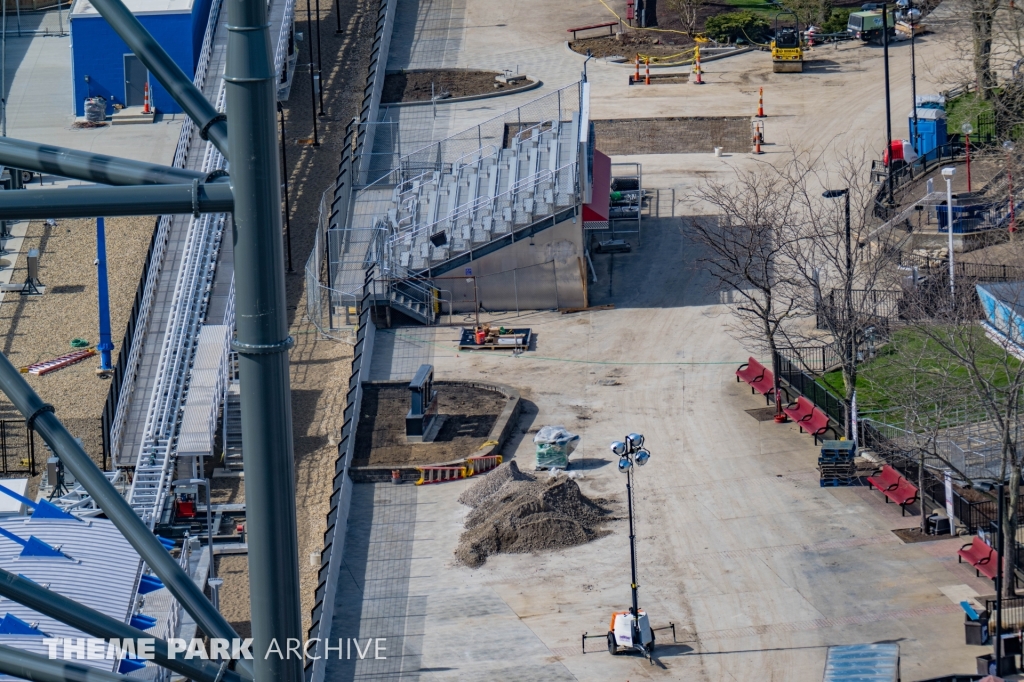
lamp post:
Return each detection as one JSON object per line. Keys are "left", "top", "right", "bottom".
{"left": 612, "top": 433, "right": 653, "bottom": 658}
{"left": 1005, "top": 139, "right": 1016, "bottom": 233}
{"left": 864, "top": 3, "right": 894, "bottom": 205}
{"left": 824, "top": 189, "right": 852, "bottom": 438}
{"left": 898, "top": 0, "right": 920, "bottom": 153}
{"left": 941, "top": 166, "right": 955, "bottom": 300}
{"left": 962, "top": 122, "right": 973, "bottom": 192}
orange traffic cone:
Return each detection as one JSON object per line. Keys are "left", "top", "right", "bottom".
{"left": 142, "top": 82, "right": 151, "bottom": 114}
{"left": 753, "top": 132, "right": 763, "bottom": 154}
{"left": 645, "top": 57, "right": 650, "bottom": 85}
{"left": 693, "top": 46, "right": 704, "bottom": 84}
{"left": 634, "top": 54, "right": 640, "bottom": 84}
{"left": 756, "top": 86, "right": 766, "bottom": 118}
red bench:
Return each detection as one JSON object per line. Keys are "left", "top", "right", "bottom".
{"left": 958, "top": 536, "right": 999, "bottom": 580}
{"left": 866, "top": 464, "right": 920, "bottom": 516}
{"left": 736, "top": 357, "right": 775, "bottom": 405}
{"left": 567, "top": 21, "right": 618, "bottom": 40}
{"left": 782, "top": 396, "right": 834, "bottom": 444}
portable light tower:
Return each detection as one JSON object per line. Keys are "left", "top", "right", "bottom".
{"left": 607, "top": 433, "right": 655, "bottom": 661}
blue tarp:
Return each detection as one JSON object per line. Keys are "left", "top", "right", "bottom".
{"left": 822, "top": 643, "right": 899, "bottom": 682}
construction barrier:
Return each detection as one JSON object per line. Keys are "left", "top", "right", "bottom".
{"left": 414, "top": 465, "right": 467, "bottom": 485}
{"left": 467, "top": 454, "right": 503, "bottom": 476}
{"left": 693, "top": 46, "right": 704, "bottom": 84}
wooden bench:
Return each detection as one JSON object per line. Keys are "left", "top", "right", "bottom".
{"left": 866, "top": 464, "right": 920, "bottom": 516}
{"left": 958, "top": 536, "right": 999, "bottom": 580}
{"left": 736, "top": 357, "right": 775, "bottom": 405}
{"left": 782, "top": 396, "right": 834, "bottom": 444}
{"left": 567, "top": 21, "right": 618, "bottom": 40}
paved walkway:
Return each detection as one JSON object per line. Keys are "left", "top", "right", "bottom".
{"left": 328, "top": 219, "right": 992, "bottom": 681}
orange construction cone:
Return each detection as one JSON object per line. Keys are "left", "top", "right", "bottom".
{"left": 142, "top": 82, "right": 151, "bottom": 114}
{"left": 693, "top": 46, "right": 705, "bottom": 84}
{"left": 645, "top": 57, "right": 650, "bottom": 85}
{"left": 756, "top": 86, "right": 766, "bottom": 118}
{"left": 753, "top": 132, "right": 763, "bottom": 154}
{"left": 634, "top": 54, "right": 640, "bottom": 84}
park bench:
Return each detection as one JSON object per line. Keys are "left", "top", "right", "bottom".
{"left": 736, "top": 357, "right": 775, "bottom": 405}
{"left": 866, "top": 464, "right": 920, "bottom": 516}
{"left": 567, "top": 21, "right": 618, "bottom": 40}
{"left": 782, "top": 396, "right": 834, "bottom": 443}
{"left": 958, "top": 536, "right": 998, "bottom": 580}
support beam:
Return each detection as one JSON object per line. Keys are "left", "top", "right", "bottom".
{"left": 0, "top": 137, "right": 208, "bottom": 186}
{"left": 226, "top": 1, "right": 303, "bottom": 682}
{"left": 0, "top": 351, "right": 252, "bottom": 679}
{"left": 0, "top": 569, "right": 247, "bottom": 682}
{"left": 0, "top": 183, "right": 233, "bottom": 220}
{"left": 85, "top": 0, "right": 228, "bottom": 157}
{"left": 0, "top": 642, "right": 140, "bottom": 682}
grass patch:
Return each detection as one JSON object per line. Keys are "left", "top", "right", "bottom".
{"left": 946, "top": 91, "right": 994, "bottom": 136}
{"left": 818, "top": 326, "right": 1022, "bottom": 426}
{"left": 721, "top": 0, "right": 777, "bottom": 16}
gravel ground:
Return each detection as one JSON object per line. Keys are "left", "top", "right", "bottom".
{"left": 0, "top": 216, "right": 154, "bottom": 476}
{"left": 213, "top": 0, "right": 376, "bottom": 640}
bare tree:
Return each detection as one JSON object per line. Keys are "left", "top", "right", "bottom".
{"left": 664, "top": 0, "right": 705, "bottom": 35}
{"left": 687, "top": 164, "right": 805, "bottom": 418}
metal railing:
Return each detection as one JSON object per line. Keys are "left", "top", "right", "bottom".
{"left": 777, "top": 344, "right": 842, "bottom": 375}
{"left": 774, "top": 351, "right": 848, "bottom": 426}
{"left": 102, "top": 0, "right": 225, "bottom": 467}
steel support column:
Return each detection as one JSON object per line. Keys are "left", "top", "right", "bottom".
{"left": 0, "top": 137, "right": 209, "bottom": 186}
{"left": 225, "top": 0, "right": 302, "bottom": 679}
{"left": 0, "top": 643, "right": 140, "bottom": 682}
{"left": 0, "top": 351, "right": 252, "bottom": 679}
{"left": 0, "top": 182, "right": 234, "bottom": 220}
{"left": 0, "top": 569, "right": 247, "bottom": 682}
{"left": 83, "top": 0, "right": 229, "bottom": 156}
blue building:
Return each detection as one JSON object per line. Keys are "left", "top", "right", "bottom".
{"left": 69, "top": 0, "right": 214, "bottom": 116}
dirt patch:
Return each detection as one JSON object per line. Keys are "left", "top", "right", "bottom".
{"left": 570, "top": 33, "right": 695, "bottom": 60}
{"left": 352, "top": 384, "right": 507, "bottom": 467}
{"left": 745, "top": 407, "right": 779, "bottom": 422}
{"left": 380, "top": 70, "right": 535, "bottom": 104}
{"left": 455, "top": 461, "right": 611, "bottom": 567}
{"left": 592, "top": 117, "right": 751, "bottom": 154}
{"left": 892, "top": 527, "right": 952, "bottom": 543}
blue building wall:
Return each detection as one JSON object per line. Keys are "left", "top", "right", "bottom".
{"left": 70, "top": 8, "right": 206, "bottom": 116}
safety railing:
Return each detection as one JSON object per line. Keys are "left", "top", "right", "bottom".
{"left": 103, "top": 0, "right": 225, "bottom": 466}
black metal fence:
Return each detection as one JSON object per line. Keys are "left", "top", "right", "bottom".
{"left": 777, "top": 345, "right": 841, "bottom": 374}
{"left": 774, "top": 351, "right": 848, "bottom": 427}
{"left": 0, "top": 420, "right": 38, "bottom": 476}
{"left": 100, "top": 216, "right": 162, "bottom": 470}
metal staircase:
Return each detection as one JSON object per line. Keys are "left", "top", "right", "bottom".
{"left": 222, "top": 382, "right": 242, "bottom": 471}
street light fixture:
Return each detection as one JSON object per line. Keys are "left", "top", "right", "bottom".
{"left": 608, "top": 434, "right": 655, "bottom": 660}
{"left": 962, "top": 122, "right": 973, "bottom": 192}
{"left": 941, "top": 166, "right": 956, "bottom": 300}
{"left": 823, "top": 188, "right": 854, "bottom": 439}
{"left": 863, "top": 3, "right": 894, "bottom": 206}
{"left": 1005, "top": 140, "right": 1016, "bottom": 233}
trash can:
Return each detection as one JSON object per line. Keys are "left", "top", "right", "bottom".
{"left": 965, "top": 611, "right": 989, "bottom": 645}
{"left": 977, "top": 652, "right": 1017, "bottom": 676}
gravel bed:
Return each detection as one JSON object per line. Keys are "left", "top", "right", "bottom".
{"left": 0, "top": 216, "right": 154, "bottom": 474}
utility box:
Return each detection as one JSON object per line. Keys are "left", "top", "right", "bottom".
{"left": 406, "top": 364, "right": 438, "bottom": 443}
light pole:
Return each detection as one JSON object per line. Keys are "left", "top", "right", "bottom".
{"left": 864, "top": 3, "right": 894, "bottom": 205}
{"left": 1005, "top": 139, "right": 1016, "bottom": 233}
{"left": 962, "top": 122, "right": 973, "bottom": 192}
{"left": 95, "top": 217, "right": 114, "bottom": 373}
{"left": 172, "top": 478, "right": 217, "bottom": 608}
{"left": 824, "top": 189, "right": 852, "bottom": 438}
{"left": 898, "top": 0, "right": 919, "bottom": 153}
{"left": 612, "top": 433, "right": 653, "bottom": 659}
{"left": 941, "top": 166, "right": 955, "bottom": 300}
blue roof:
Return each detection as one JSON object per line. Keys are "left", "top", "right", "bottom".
{"left": 822, "top": 644, "right": 900, "bottom": 682}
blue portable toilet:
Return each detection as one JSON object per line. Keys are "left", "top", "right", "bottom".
{"left": 909, "top": 94, "right": 948, "bottom": 161}
{"left": 69, "top": 0, "right": 214, "bottom": 117}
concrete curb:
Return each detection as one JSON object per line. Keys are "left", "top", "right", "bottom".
{"left": 349, "top": 379, "right": 522, "bottom": 483}
{"left": 380, "top": 71, "right": 543, "bottom": 108}
{"left": 562, "top": 41, "right": 755, "bottom": 69}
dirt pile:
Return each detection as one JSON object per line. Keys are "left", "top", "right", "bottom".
{"left": 455, "top": 461, "right": 611, "bottom": 567}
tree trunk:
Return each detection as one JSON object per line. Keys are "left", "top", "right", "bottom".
{"left": 919, "top": 450, "right": 927, "bottom": 533}
{"left": 971, "top": 0, "right": 997, "bottom": 98}
{"left": 1004, "top": 464, "right": 1020, "bottom": 598}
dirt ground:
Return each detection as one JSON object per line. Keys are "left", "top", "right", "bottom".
{"left": 380, "top": 69, "right": 535, "bottom": 103}
{"left": 0, "top": 216, "right": 153, "bottom": 482}
{"left": 352, "top": 385, "right": 506, "bottom": 466}
{"left": 592, "top": 116, "right": 752, "bottom": 154}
